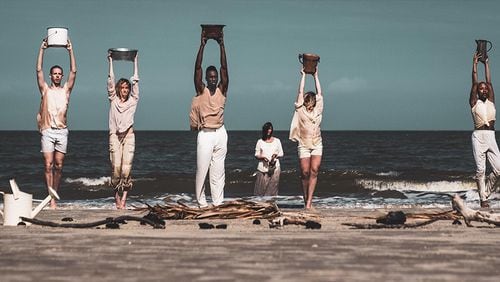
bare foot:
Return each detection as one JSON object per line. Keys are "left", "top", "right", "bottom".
{"left": 115, "top": 193, "right": 122, "bottom": 209}
{"left": 49, "top": 198, "right": 57, "bottom": 209}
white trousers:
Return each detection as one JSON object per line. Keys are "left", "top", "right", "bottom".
{"left": 196, "top": 125, "right": 227, "bottom": 207}
{"left": 472, "top": 130, "right": 500, "bottom": 201}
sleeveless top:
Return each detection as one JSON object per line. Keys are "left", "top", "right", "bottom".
{"left": 472, "top": 99, "right": 496, "bottom": 129}
{"left": 190, "top": 87, "right": 226, "bottom": 130}
{"left": 37, "top": 86, "right": 70, "bottom": 131}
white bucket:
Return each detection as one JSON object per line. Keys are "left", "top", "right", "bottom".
{"left": 47, "top": 27, "right": 68, "bottom": 47}
{"left": 0, "top": 192, "right": 33, "bottom": 226}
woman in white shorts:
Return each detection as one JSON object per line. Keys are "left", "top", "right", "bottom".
{"left": 290, "top": 66, "right": 323, "bottom": 209}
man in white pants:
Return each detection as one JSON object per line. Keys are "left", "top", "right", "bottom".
{"left": 190, "top": 30, "right": 228, "bottom": 207}
{"left": 469, "top": 52, "right": 500, "bottom": 208}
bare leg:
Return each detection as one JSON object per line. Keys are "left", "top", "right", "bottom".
{"left": 299, "top": 157, "right": 311, "bottom": 207}
{"left": 43, "top": 152, "right": 54, "bottom": 187}
{"left": 121, "top": 191, "right": 128, "bottom": 209}
{"left": 305, "top": 155, "right": 322, "bottom": 209}
{"left": 51, "top": 151, "right": 65, "bottom": 208}
{"left": 114, "top": 190, "right": 122, "bottom": 209}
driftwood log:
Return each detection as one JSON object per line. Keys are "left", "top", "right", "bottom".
{"left": 344, "top": 195, "right": 500, "bottom": 229}
{"left": 451, "top": 194, "right": 500, "bottom": 227}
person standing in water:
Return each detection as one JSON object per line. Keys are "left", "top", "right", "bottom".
{"left": 36, "top": 38, "right": 76, "bottom": 208}
{"left": 290, "top": 66, "right": 323, "bottom": 210}
{"left": 470, "top": 52, "right": 500, "bottom": 208}
{"left": 190, "top": 30, "right": 229, "bottom": 208}
{"left": 107, "top": 52, "right": 140, "bottom": 209}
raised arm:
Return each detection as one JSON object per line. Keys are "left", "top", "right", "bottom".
{"left": 313, "top": 68, "right": 322, "bottom": 97}
{"left": 485, "top": 57, "right": 494, "bottom": 103}
{"left": 218, "top": 36, "right": 229, "bottom": 96}
{"left": 131, "top": 53, "right": 140, "bottom": 100}
{"left": 65, "top": 39, "right": 77, "bottom": 92}
{"left": 469, "top": 52, "right": 480, "bottom": 107}
{"left": 295, "top": 68, "right": 306, "bottom": 107}
{"left": 107, "top": 52, "right": 116, "bottom": 98}
{"left": 313, "top": 68, "right": 324, "bottom": 113}
{"left": 194, "top": 33, "right": 207, "bottom": 95}
{"left": 36, "top": 40, "right": 48, "bottom": 95}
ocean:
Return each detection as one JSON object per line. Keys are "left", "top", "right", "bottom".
{"left": 0, "top": 130, "right": 496, "bottom": 209}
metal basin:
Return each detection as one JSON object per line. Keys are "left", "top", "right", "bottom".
{"left": 108, "top": 48, "right": 138, "bottom": 61}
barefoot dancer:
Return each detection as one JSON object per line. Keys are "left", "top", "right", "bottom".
{"left": 470, "top": 52, "right": 500, "bottom": 208}
{"left": 107, "top": 52, "right": 140, "bottom": 209}
{"left": 36, "top": 37, "right": 77, "bottom": 208}
{"left": 290, "top": 66, "right": 323, "bottom": 209}
{"left": 190, "top": 29, "right": 229, "bottom": 208}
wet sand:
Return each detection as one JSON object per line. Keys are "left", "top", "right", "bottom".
{"left": 1, "top": 208, "right": 500, "bottom": 281}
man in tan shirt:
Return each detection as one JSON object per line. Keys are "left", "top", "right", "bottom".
{"left": 191, "top": 31, "right": 228, "bottom": 208}
{"left": 36, "top": 38, "right": 76, "bottom": 208}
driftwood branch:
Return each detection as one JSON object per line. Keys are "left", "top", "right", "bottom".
{"left": 342, "top": 218, "right": 440, "bottom": 229}
{"left": 20, "top": 215, "right": 165, "bottom": 229}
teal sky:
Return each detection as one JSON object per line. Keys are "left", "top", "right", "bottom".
{"left": 1, "top": 0, "right": 500, "bottom": 130}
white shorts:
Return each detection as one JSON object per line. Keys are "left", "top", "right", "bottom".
{"left": 298, "top": 142, "right": 323, "bottom": 159}
{"left": 41, "top": 128, "right": 69, "bottom": 153}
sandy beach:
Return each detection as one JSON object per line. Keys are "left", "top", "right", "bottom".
{"left": 0, "top": 208, "right": 499, "bottom": 281}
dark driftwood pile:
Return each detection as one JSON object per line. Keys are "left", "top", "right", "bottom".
{"left": 135, "top": 199, "right": 282, "bottom": 220}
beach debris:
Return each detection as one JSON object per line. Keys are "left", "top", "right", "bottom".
{"left": 135, "top": 199, "right": 282, "bottom": 220}
{"left": 140, "top": 212, "right": 165, "bottom": 226}
{"left": 451, "top": 194, "right": 500, "bottom": 227}
{"left": 343, "top": 209, "right": 459, "bottom": 229}
{"left": 269, "top": 212, "right": 321, "bottom": 229}
{"left": 105, "top": 222, "right": 120, "bottom": 229}
{"left": 305, "top": 220, "right": 322, "bottom": 229}
{"left": 376, "top": 211, "right": 407, "bottom": 225}
{"left": 215, "top": 223, "right": 227, "bottom": 229}
{"left": 20, "top": 215, "right": 165, "bottom": 229}
{"left": 343, "top": 194, "right": 500, "bottom": 229}
{"left": 198, "top": 222, "right": 215, "bottom": 229}
{"left": 135, "top": 199, "right": 321, "bottom": 229}
{"left": 61, "top": 217, "right": 74, "bottom": 222}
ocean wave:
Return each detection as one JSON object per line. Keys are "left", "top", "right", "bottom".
{"left": 356, "top": 179, "right": 475, "bottom": 193}
{"left": 65, "top": 176, "right": 110, "bottom": 186}
{"left": 376, "top": 171, "right": 401, "bottom": 177}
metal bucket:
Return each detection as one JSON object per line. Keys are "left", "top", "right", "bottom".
{"left": 47, "top": 27, "right": 68, "bottom": 47}
{"left": 108, "top": 48, "right": 138, "bottom": 61}
{"left": 299, "top": 53, "right": 320, "bottom": 74}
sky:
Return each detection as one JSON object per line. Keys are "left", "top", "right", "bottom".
{"left": 1, "top": 0, "right": 500, "bottom": 131}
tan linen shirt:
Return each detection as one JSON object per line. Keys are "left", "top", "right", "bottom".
{"left": 289, "top": 94, "right": 323, "bottom": 148}
{"left": 190, "top": 87, "right": 225, "bottom": 130}
{"left": 108, "top": 75, "right": 139, "bottom": 134}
